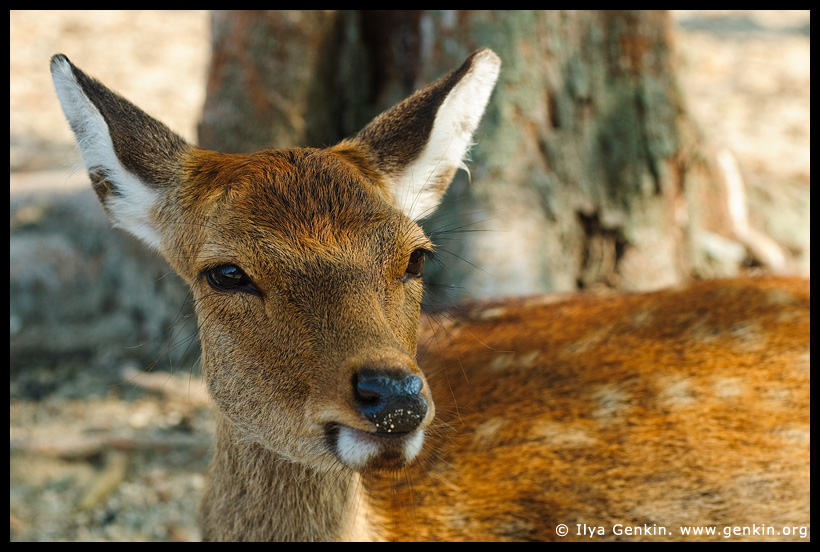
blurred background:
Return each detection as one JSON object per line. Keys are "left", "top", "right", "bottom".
{"left": 10, "top": 10, "right": 810, "bottom": 541}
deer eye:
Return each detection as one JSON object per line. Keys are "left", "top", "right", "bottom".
{"left": 204, "top": 265, "right": 259, "bottom": 295}
{"left": 401, "top": 249, "right": 426, "bottom": 283}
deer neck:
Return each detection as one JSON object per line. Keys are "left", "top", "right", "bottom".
{"left": 201, "top": 413, "right": 382, "bottom": 542}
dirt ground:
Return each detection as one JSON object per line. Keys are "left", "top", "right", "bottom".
{"left": 9, "top": 10, "right": 810, "bottom": 542}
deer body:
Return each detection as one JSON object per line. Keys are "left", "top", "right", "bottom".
{"left": 51, "top": 50, "right": 809, "bottom": 541}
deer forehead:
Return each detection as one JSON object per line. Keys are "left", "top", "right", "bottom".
{"left": 179, "top": 147, "right": 429, "bottom": 273}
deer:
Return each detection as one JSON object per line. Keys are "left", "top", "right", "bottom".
{"left": 50, "top": 48, "right": 809, "bottom": 542}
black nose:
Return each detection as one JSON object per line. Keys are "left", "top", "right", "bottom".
{"left": 354, "top": 369, "right": 427, "bottom": 435}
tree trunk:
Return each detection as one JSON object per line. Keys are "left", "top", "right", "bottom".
{"left": 200, "top": 10, "right": 735, "bottom": 301}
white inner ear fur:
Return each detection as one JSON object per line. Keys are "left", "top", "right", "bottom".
{"left": 51, "top": 57, "right": 163, "bottom": 250}
{"left": 394, "top": 50, "right": 501, "bottom": 222}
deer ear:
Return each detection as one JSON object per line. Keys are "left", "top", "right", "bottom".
{"left": 50, "top": 54, "right": 191, "bottom": 250}
{"left": 349, "top": 49, "right": 501, "bottom": 221}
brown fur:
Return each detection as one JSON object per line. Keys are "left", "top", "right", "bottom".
{"left": 51, "top": 50, "right": 809, "bottom": 541}
{"left": 374, "top": 276, "right": 810, "bottom": 541}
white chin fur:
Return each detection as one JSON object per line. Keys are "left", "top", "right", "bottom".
{"left": 336, "top": 426, "right": 425, "bottom": 470}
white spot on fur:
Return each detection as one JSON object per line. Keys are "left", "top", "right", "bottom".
{"left": 477, "top": 307, "right": 508, "bottom": 320}
{"left": 518, "top": 350, "right": 541, "bottom": 367}
{"left": 472, "top": 416, "right": 507, "bottom": 451}
{"left": 712, "top": 377, "right": 745, "bottom": 400}
{"left": 531, "top": 421, "right": 595, "bottom": 447}
{"left": 489, "top": 352, "right": 514, "bottom": 372}
{"left": 772, "top": 425, "right": 810, "bottom": 443}
{"left": 522, "top": 294, "right": 568, "bottom": 308}
{"left": 590, "top": 384, "right": 632, "bottom": 425}
{"left": 656, "top": 376, "right": 697, "bottom": 407}
{"left": 488, "top": 350, "right": 541, "bottom": 372}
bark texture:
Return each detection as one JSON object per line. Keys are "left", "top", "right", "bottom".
{"left": 200, "top": 10, "right": 732, "bottom": 301}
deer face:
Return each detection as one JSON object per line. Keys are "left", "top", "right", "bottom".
{"left": 173, "top": 147, "right": 435, "bottom": 470}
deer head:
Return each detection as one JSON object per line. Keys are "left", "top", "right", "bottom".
{"left": 51, "top": 49, "right": 501, "bottom": 473}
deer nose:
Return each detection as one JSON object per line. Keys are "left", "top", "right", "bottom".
{"left": 354, "top": 369, "right": 428, "bottom": 435}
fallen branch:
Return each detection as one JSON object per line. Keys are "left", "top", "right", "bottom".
{"left": 120, "top": 365, "right": 210, "bottom": 407}
{"left": 10, "top": 431, "right": 212, "bottom": 460}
